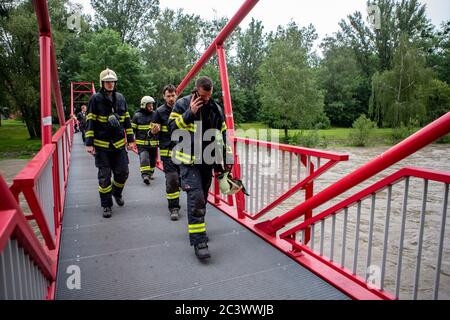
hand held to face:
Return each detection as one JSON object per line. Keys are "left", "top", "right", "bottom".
{"left": 190, "top": 95, "right": 203, "bottom": 114}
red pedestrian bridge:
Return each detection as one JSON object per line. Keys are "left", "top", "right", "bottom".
{"left": 1, "top": 0, "right": 449, "bottom": 300}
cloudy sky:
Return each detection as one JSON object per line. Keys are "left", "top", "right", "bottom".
{"left": 75, "top": 0, "right": 449, "bottom": 42}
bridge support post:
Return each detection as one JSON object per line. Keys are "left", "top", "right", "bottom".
{"left": 216, "top": 44, "right": 245, "bottom": 219}
{"left": 40, "top": 35, "right": 52, "bottom": 146}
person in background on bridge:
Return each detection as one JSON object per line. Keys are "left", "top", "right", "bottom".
{"left": 131, "top": 96, "right": 160, "bottom": 185}
{"left": 168, "top": 76, "right": 234, "bottom": 260}
{"left": 73, "top": 113, "right": 79, "bottom": 133}
{"left": 77, "top": 104, "right": 87, "bottom": 144}
{"left": 85, "top": 68, "right": 136, "bottom": 218}
{"left": 153, "top": 84, "right": 181, "bottom": 221}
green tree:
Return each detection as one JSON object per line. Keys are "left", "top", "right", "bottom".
{"left": 76, "top": 29, "right": 153, "bottom": 113}
{"left": 319, "top": 38, "right": 366, "bottom": 126}
{"left": 232, "top": 18, "right": 266, "bottom": 122}
{"left": 258, "top": 22, "right": 324, "bottom": 140}
{"left": 0, "top": 1, "right": 40, "bottom": 138}
{"left": 420, "top": 78, "right": 450, "bottom": 123}
{"left": 336, "top": 0, "right": 434, "bottom": 118}
{"left": 142, "top": 8, "right": 201, "bottom": 96}
{"left": 370, "top": 34, "right": 433, "bottom": 127}
{"left": 91, "top": 0, "right": 159, "bottom": 46}
{"left": 427, "top": 21, "right": 450, "bottom": 85}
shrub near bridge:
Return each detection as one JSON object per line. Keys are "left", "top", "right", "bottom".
{"left": 348, "top": 114, "right": 377, "bottom": 147}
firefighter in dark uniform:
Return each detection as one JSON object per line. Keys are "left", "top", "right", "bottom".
{"left": 153, "top": 84, "right": 180, "bottom": 221}
{"left": 131, "top": 96, "right": 159, "bottom": 184}
{"left": 85, "top": 68, "right": 136, "bottom": 218}
{"left": 168, "top": 76, "right": 233, "bottom": 259}
{"left": 77, "top": 104, "right": 87, "bottom": 143}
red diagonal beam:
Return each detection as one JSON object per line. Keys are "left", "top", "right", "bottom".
{"left": 256, "top": 112, "right": 450, "bottom": 235}
{"left": 33, "top": 0, "right": 65, "bottom": 127}
{"left": 176, "top": 0, "right": 259, "bottom": 95}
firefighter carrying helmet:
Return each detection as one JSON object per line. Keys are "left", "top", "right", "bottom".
{"left": 217, "top": 171, "right": 249, "bottom": 196}
{"left": 99, "top": 68, "right": 118, "bottom": 87}
{"left": 140, "top": 96, "right": 155, "bottom": 108}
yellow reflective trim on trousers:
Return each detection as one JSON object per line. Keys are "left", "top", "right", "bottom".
{"left": 126, "top": 128, "right": 134, "bottom": 135}
{"left": 120, "top": 113, "right": 130, "bottom": 122}
{"left": 131, "top": 123, "right": 137, "bottom": 128}
{"left": 87, "top": 114, "right": 96, "bottom": 120}
{"left": 159, "top": 149, "right": 172, "bottom": 157}
{"left": 98, "top": 184, "right": 112, "bottom": 193}
{"left": 135, "top": 139, "right": 148, "bottom": 145}
{"left": 221, "top": 121, "right": 227, "bottom": 133}
{"left": 113, "top": 180, "right": 125, "bottom": 188}
{"left": 113, "top": 138, "right": 126, "bottom": 148}
{"left": 188, "top": 228, "right": 206, "bottom": 233}
{"left": 189, "top": 223, "right": 205, "bottom": 229}
{"left": 136, "top": 139, "right": 159, "bottom": 146}
{"left": 140, "top": 166, "right": 151, "bottom": 172}
{"left": 161, "top": 126, "right": 168, "bottom": 132}
{"left": 166, "top": 191, "right": 180, "bottom": 199}
{"left": 175, "top": 151, "right": 194, "bottom": 164}
{"left": 94, "top": 139, "right": 110, "bottom": 148}
{"left": 85, "top": 130, "right": 94, "bottom": 138}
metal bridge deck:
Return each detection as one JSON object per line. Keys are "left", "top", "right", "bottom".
{"left": 55, "top": 134, "right": 349, "bottom": 300}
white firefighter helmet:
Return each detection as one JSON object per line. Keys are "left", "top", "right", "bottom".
{"left": 140, "top": 96, "right": 155, "bottom": 108}
{"left": 99, "top": 68, "right": 118, "bottom": 87}
{"left": 218, "top": 171, "right": 249, "bottom": 196}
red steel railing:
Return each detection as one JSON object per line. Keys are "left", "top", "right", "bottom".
{"left": 0, "top": 175, "right": 55, "bottom": 300}
{"left": 282, "top": 167, "right": 450, "bottom": 300}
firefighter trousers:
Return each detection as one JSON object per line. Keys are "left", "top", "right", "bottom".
{"left": 94, "top": 149, "right": 129, "bottom": 208}
{"left": 179, "top": 164, "right": 213, "bottom": 246}
{"left": 162, "top": 156, "right": 180, "bottom": 210}
{"left": 137, "top": 146, "right": 157, "bottom": 179}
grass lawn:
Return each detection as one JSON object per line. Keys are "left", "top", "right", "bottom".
{"left": 235, "top": 122, "right": 396, "bottom": 146}
{"left": 0, "top": 120, "right": 41, "bottom": 159}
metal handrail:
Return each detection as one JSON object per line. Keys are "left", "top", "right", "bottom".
{"left": 232, "top": 137, "right": 349, "bottom": 220}
{"left": 255, "top": 112, "right": 450, "bottom": 235}
{"left": 0, "top": 176, "right": 55, "bottom": 300}
{"left": 282, "top": 167, "right": 450, "bottom": 300}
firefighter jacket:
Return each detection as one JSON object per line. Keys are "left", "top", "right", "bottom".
{"left": 168, "top": 94, "right": 233, "bottom": 166}
{"left": 153, "top": 104, "right": 174, "bottom": 157}
{"left": 85, "top": 89, "right": 134, "bottom": 151}
{"left": 76, "top": 111, "right": 87, "bottom": 130}
{"left": 131, "top": 109, "right": 159, "bottom": 147}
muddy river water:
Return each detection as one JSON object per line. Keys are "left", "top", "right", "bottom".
{"left": 243, "top": 144, "right": 450, "bottom": 300}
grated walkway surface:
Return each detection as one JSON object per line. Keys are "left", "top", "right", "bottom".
{"left": 55, "top": 134, "right": 349, "bottom": 300}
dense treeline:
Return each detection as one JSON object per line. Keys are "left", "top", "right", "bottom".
{"left": 0, "top": 0, "right": 448, "bottom": 139}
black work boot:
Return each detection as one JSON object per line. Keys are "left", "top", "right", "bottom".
{"left": 143, "top": 176, "right": 150, "bottom": 185}
{"left": 169, "top": 208, "right": 180, "bottom": 221}
{"left": 102, "top": 207, "right": 112, "bottom": 218}
{"left": 194, "top": 242, "right": 210, "bottom": 259}
{"left": 113, "top": 194, "right": 124, "bottom": 206}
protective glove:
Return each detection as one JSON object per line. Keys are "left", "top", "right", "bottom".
{"left": 107, "top": 114, "right": 121, "bottom": 128}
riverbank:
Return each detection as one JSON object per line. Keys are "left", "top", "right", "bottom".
{"left": 235, "top": 122, "right": 450, "bottom": 147}
{"left": 0, "top": 120, "right": 41, "bottom": 159}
